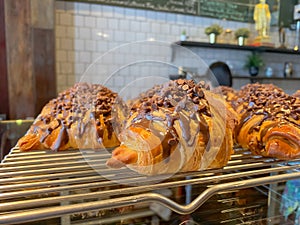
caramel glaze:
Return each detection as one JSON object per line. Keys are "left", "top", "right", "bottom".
{"left": 29, "top": 83, "right": 118, "bottom": 151}
{"left": 128, "top": 79, "right": 211, "bottom": 160}
{"left": 235, "top": 83, "right": 300, "bottom": 156}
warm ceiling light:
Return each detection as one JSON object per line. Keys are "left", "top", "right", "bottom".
{"left": 97, "top": 32, "right": 109, "bottom": 38}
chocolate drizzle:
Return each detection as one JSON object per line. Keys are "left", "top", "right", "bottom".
{"left": 52, "top": 127, "right": 69, "bottom": 151}
{"left": 161, "top": 131, "right": 178, "bottom": 162}
{"left": 234, "top": 83, "right": 300, "bottom": 155}
{"left": 33, "top": 83, "right": 118, "bottom": 151}
{"left": 178, "top": 112, "right": 191, "bottom": 141}
{"left": 128, "top": 79, "right": 211, "bottom": 158}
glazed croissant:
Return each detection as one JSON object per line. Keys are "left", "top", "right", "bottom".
{"left": 17, "top": 83, "right": 120, "bottom": 151}
{"left": 106, "top": 79, "right": 236, "bottom": 175}
{"left": 234, "top": 83, "right": 300, "bottom": 159}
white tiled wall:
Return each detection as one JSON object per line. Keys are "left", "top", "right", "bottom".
{"left": 55, "top": 1, "right": 300, "bottom": 94}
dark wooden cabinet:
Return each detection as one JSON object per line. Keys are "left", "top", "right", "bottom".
{"left": 0, "top": 0, "right": 56, "bottom": 120}
{"left": 0, "top": 0, "right": 9, "bottom": 120}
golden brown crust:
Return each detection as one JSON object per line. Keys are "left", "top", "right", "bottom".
{"left": 293, "top": 90, "right": 300, "bottom": 98}
{"left": 17, "top": 83, "right": 120, "bottom": 151}
{"left": 17, "top": 134, "right": 44, "bottom": 151}
{"left": 263, "top": 124, "right": 300, "bottom": 159}
{"left": 109, "top": 145, "right": 139, "bottom": 165}
{"left": 107, "top": 79, "right": 235, "bottom": 175}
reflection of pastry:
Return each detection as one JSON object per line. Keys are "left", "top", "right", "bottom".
{"left": 107, "top": 79, "right": 236, "bottom": 175}
{"left": 235, "top": 83, "right": 300, "bottom": 159}
{"left": 18, "top": 83, "right": 120, "bottom": 151}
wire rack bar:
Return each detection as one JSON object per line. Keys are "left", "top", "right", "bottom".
{"left": 0, "top": 147, "right": 299, "bottom": 224}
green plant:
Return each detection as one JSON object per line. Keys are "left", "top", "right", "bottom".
{"left": 235, "top": 28, "right": 250, "bottom": 39}
{"left": 244, "top": 52, "right": 264, "bottom": 69}
{"left": 205, "top": 24, "right": 223, "bottom": 36}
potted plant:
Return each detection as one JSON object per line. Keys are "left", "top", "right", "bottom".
{"left": 205, "top": 24, "right": 223, "bottom": 44}
{"left": 244, "top": 52, "right": 264, "bottom": 76}
{"left": 180, "top": 30, "right": 187, "bottom": 41}
{"left": 234, "top": 28, "right": 250, "bottom": 46}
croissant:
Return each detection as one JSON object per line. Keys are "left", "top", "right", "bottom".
{"left": 17, "top": 83, "right": 120, "bottom": 151}
{"left": 212, "top": 86, "right": 240, "bottom": 142}
{"left": 293, "top": 90, "right": 300, "bottom": 98}
{"left": 212, "top": 86, "right": 239, "bottom": 106}
{"left": 234, "top": 83, "right": 300, "bottom": 159}
{"left": 106, "top": 79, "right": 236, "bottom": 175}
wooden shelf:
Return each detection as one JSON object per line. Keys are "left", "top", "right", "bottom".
{"left": 175, "top": 41, "right": 300, "bottom": 55}
{"left": 232, "top": 75, "right": 300, "bottom": 80}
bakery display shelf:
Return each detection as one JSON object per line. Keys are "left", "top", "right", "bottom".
{"left": 232, "top": 75, "right": 300, "bottom": 81}
{"left": 0, "top": 147, "right": 300, "bottom": 224}
{"left": 175, "top": 41, "right": 300, "bottom": 55}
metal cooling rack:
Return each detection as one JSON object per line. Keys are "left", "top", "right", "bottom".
{"left": 1, "top": 147, "right": 300, "bottom": 224}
